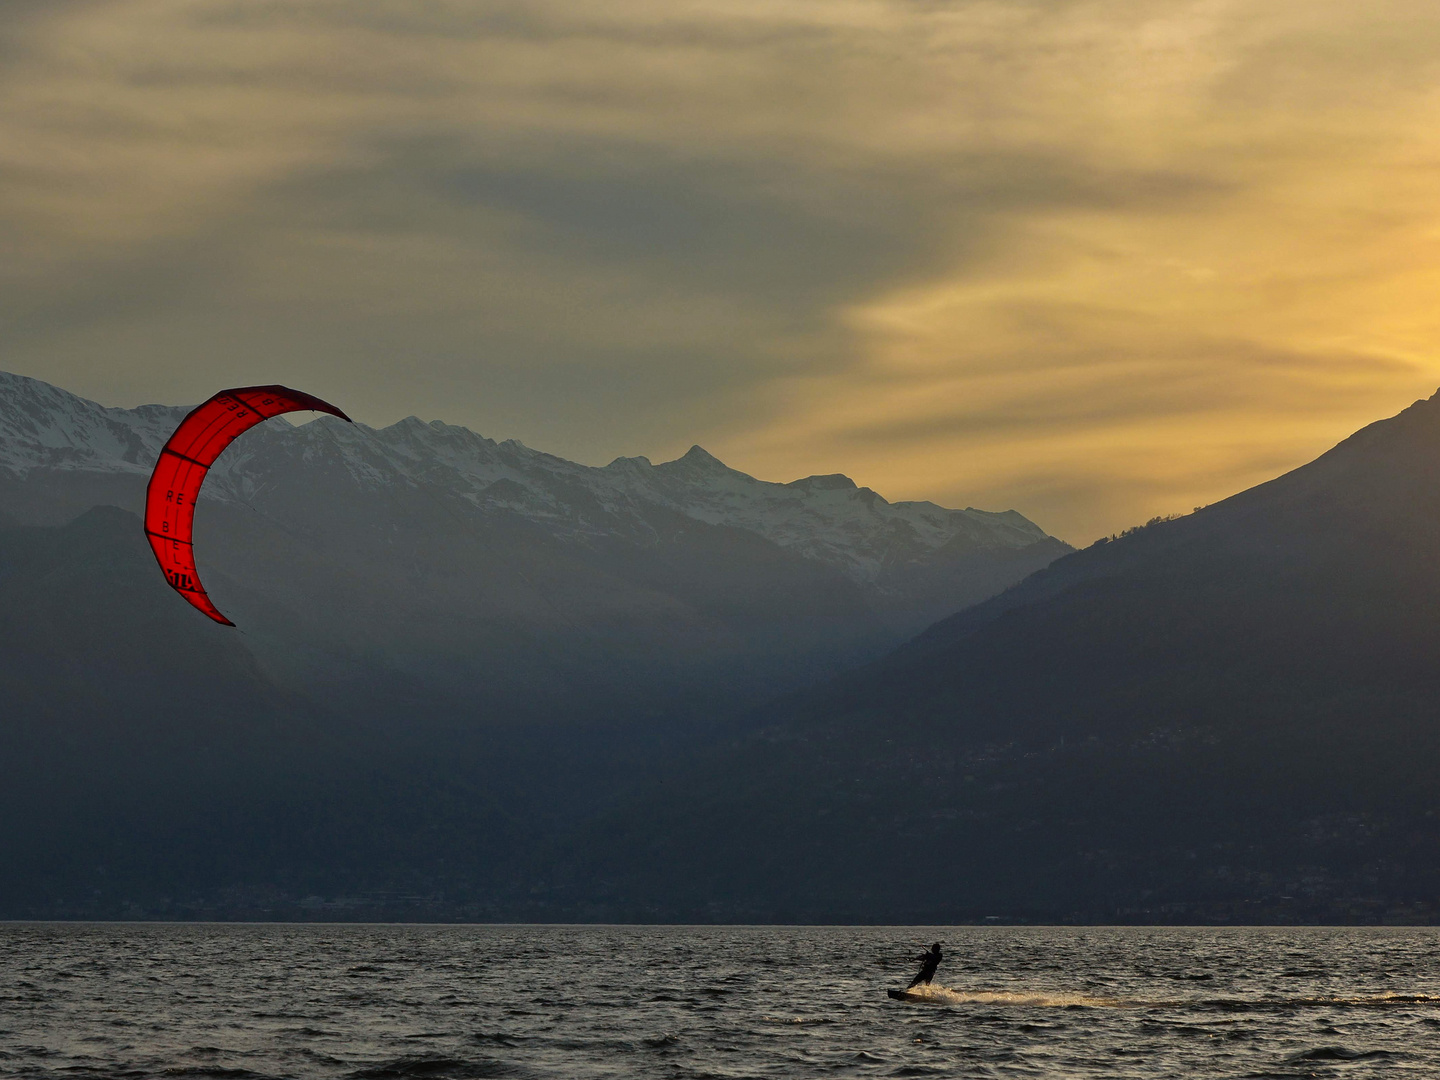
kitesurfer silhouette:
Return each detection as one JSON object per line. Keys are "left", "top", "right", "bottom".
{"left": 907, "top": 942, "right": 942, "bottom": 989}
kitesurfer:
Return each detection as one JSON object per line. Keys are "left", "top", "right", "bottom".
{"left": 907, "top": 942, "right": 943, "bottom": 989}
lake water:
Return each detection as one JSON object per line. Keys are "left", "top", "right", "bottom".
{"left": 2, "top": 923, "right": 1438, "bottom": 1078}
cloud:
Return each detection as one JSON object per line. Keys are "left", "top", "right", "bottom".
{"left": 3, "top": 0, "right": 1440, "bottom": 540}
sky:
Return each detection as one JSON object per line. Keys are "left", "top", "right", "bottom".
{"left": 5, "top": 1, "right": 1440, "bottom": 542}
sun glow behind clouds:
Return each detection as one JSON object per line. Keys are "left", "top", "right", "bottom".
{"left": 733, "top": 0, "right": 1440, "bottom": 538}
{"left": 4, "top": 0, "right": 1440, "bottom": 540}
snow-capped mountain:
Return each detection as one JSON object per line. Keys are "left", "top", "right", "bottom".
{"left": 0, "top": 369, "right": 1068, "bottom": 921}
{"left": 0, "top": 367, "right": 1071, "bottom": 737}
{"left": 0, "top": 370, "right": 184, "bottom": 474}
{"left": 0, "top": 370, "right": 1064, "bottom": 590}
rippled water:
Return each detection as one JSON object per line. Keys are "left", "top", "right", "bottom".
{"left": 3, "top": 923, "right": 1439, "bottom": 1078}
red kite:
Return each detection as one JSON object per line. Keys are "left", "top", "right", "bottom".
{"left": 144, "top": 385, "right": 351, "bottom": 625}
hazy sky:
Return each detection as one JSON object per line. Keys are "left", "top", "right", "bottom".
{"left": 5, "top": 0, "right": 1440, "bottom": 541}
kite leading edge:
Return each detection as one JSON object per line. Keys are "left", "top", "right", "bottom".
{"left": 143, "top": 385, "right": 352, "bottom": 626}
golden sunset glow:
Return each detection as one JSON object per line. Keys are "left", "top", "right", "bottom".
{"left": 6, "top": 0, "right": 1440, "bottom": 539}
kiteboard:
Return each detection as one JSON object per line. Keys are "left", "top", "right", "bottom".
{"left": 887, "top": 988, "right": 934, "bottom": 1003}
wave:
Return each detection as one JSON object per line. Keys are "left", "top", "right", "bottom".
{"left": 1286, "top": 1046, "right": 1392, "bottom": 1063}
{"left": 896, "top": 986, "right": 1440, "bottom": 1011}
{"left": 346, "top": 1055, "right": 514, "bottom": 1079}
{"left": 898, "top": 983, "right": 1127, "bottom": 1008}
{"left": 1200, "top": 992, "right": 1440, "bottom": 1011}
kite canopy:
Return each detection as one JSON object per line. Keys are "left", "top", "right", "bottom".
{"left": 144, "top": 385, "right": 352, "bottom": 626}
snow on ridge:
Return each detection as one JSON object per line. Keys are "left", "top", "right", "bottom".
{"left": 0, "top": 370, "right": 1059, "bottom": 579}
{"left": 0, "top": 371, "right": 186, "bottom": 477}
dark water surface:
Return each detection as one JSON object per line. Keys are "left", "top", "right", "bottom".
{"left": 3, "top": 924, "right": 1439, "bottom": 1078}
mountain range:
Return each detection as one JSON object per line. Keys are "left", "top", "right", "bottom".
{"left": 0, "top": 370, "right": 1069, "bottom": 720}
{"left": 562, "top": 390, "right": 1440, "bottom": 922}
{"left": 0, "top": 370, "right": 1066, "bottom": 918}
{"left": 7, "top": 369, "right": 1440, "bottom": 923}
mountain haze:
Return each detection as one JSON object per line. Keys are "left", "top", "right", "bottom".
{"left": 565, "top": 391, "right": 1440, "bottom": 922}
{"left": 0, "top": 370, "right": 1068, "bottom": 917}
{"left": 14, "top": 370, "right": 1440, "bottom": 923}
{"left": 0, "top": 370, "right": 1068, "bottom": 717}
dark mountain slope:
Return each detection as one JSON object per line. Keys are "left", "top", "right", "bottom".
{"left": 557, "top": 393, "right": 1440, "bottom": 922}
{"left": 0, "top": 508, "right": 526, "bottom": 917}
{"left": 906, "top": 387, "right": 1440, "bottom": 663}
